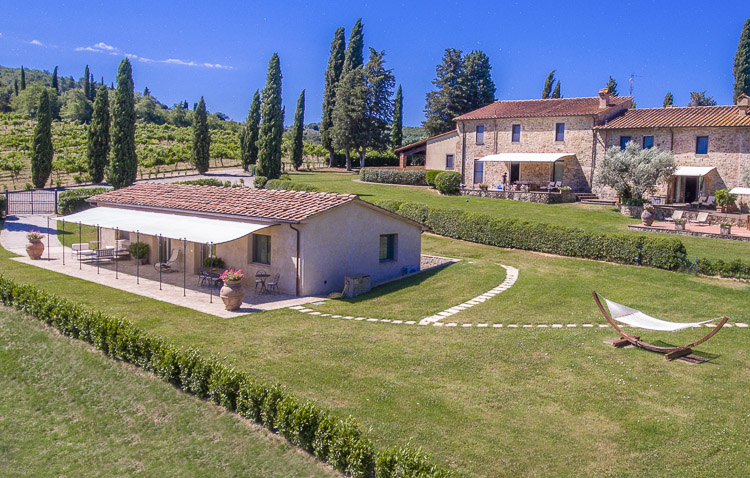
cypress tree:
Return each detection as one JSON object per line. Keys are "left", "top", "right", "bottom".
{"left": 291, "top": 90, "right": 305, "bottom": 170}
{"left": 51, "top": 66, "right": 59, "bottom": 93}
{"left": 240, "top": 90, "right": 261, "bottom": 170}
{"left": 552, "top": 81, "right": 562, "bottom": 98}
{"left": 606, "top": 76, "right": 619, "bottom": 96}
{"left": 423, "top": 49, "right": 466, "bottom": 136}
{"left": 332, "top": 67, "right": 367, "bottom": 170}
{"left": 14, "top": 79, "right": 18, "bottom": 97}
{"left": 360, "top": 48, "right": 395, "bottom": 167}
{"left": 31, "top": 90, "right": 53, "bottom": 188}
{"left": 87, "top": 86, "right": 110, "bottom": 183}
{"left": 107, "top": 58, "right": 137, "bottom": 189}
{"left": 191, "top": 96, "right": 210, "bottom": 174}
{"left": 143, "top": 86, "right": 151, "bottom": 97}
{"left": 343, "top": 19, "right": 364, "bottom": 73}
{"left": 20, "top": 66, "right": 26, "bottom": 90}
{"left": 542, "top": 70, "right": 556, "bottom": 99}
{"left": 391, "top": 84, "right": 403, "bottom": 149}
{"left": 663, "top": 92, "right": 674, "bottom": 107}
{"left": 83, "top": 65, "right": 91, "bottom": 99}
{"left": 257, "top": 54, "right": 283, "bottom": 179}
{"left": 463, "top": 50, "right": 495, "bottom": 110}
{"left": 734, "top": 18, "right": 750, "bottom": 103}
{"left": 321, "top": 27, "right": 346, "bottom": 167}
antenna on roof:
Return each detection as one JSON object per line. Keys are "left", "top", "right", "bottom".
{"left": 629, "top": 73, "right": 642, "bottom": 97}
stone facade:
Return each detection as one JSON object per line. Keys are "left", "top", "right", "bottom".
{"left": 461, "top": 188, "right": 576, "bottom": 204}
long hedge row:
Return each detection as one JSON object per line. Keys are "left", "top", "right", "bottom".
{"left": 375, "top": 200, "right": 687, "bottom": 270}
{"left": 360, "top": 168, "right": 426, "bottom": 186}
{"left": 0, "top": 276, "right": 453, "bottom": 478}
{"left": 57, "top": 187, "right": 112, "bottom": 215}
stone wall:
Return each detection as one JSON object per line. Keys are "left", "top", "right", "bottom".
{"left": 461, "top": 188, "right": 577, "bottom": 204}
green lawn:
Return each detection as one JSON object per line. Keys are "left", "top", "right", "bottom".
{"left": 1, "top": 231, "right": 748, "bottom": 477}
{"left": 0, "top": 307, "right": 336, "bottom": 478}
{"left": 290, "top": 171, "right": 750, "bottom": 263}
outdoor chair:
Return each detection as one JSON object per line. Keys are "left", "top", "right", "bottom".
{"left": 592, "top": 291, "right": 727, "bottom": 363}
{"left": 700, "top": 195, "right": 716, "bottom": 209}
{"left": 546, "top": 181, "right": 555, "bottom": 192}
{"left": 554, "top": 181, "right": 562, "bottom": 188}
{"left": 265, "top": 273, "right": 280, "bottom": 295}
{"left": 665, "top": 210, "right": 685, "bottom": 222}
{"left": 154, "top": 249, "right": 179, "bottom": 272}
{"left": 691, "top": 212, "right": 710, "bottom": 226}
{"left": 71, "top": 243, "right": 94, "bottom": 260}
{"left": 691, "top": 195, "right": 708, "bottom": 208}
{"left": 255, "top": 270, "right": 270, "bottom": 293}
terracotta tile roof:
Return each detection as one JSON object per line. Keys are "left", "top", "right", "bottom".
{"left": 596, "top": 105, "right": 750, "bottom": 129}
{"left": 87, "top": 182, "right": 357, "bottom": 222}
{"left": 394, "top": 130, "right": 457, "bottom": 153}
{"left": 454, "top": 96, "right": 633, "bottom": 120}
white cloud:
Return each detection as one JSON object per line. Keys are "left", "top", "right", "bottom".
{"left": 30, "top": 39, "right": 44, "bottom": 46}
{"left": 75, "top": 41, "right": 232, "bottom": 69}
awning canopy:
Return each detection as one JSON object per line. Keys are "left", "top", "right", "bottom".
{"left": 478, "top": 153, "right": 575, "bottom": 163}
{"left": 61, "top": 206, "right": 274, "bottom": 244}
{"left": 730, "top": 187, "right": 750, "bottom": 195}
{"left": 673, "top": 166, "right": 716, "bottom": 177}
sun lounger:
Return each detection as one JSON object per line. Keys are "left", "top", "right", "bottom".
{"left": 664, "top": 210, "right": 685, "bottom": 222}
{"left": 71, "top": 243, "right": 95, "bottom": 259}
{"left": 700, "top": 195, "right": 716, "bottom": 209}
{"left": 691, "top": 211, "right": 710, "bottom": 226}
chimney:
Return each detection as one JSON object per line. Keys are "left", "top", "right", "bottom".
{"left": 738, "top": 94, "right": 750, "bottom": 116}
{"left": 598, "top": 88, "right": 611, "bottom": 108}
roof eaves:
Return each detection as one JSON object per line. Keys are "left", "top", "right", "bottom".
{"left": 87, "top": 200, "right": 300, "bottom": 224}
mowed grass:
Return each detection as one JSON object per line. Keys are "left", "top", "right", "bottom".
{"left": 1, "top": 233, "right": 749, "bottom": 477}
{"left": 0, "top": 307, "right": 337, "bottom": 478}
{"left": 290, "top": 171, "right": 750, "bottom": 263}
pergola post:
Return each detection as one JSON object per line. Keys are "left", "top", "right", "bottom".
{"left": 61, "top": 218, "right": 65, "bottom": 265}
{"left": 96, "top": 224, "right": 100, "bottom": 275}
{"left": 183, "top": 238, "right": 186, "bottom": 297}
{"left": 78, "top": 221, "right": 82, "bottom": 270}
{"left": 46, "top": 216, "right": 50, "bottom": 261}
{"left": 136, "top": 230, "right": 140, "bottom": 285}
{"left": 209, "top": 242, "right": 214, "bottom": 304}
{"left": 115, "top": 227, "right": 119, "bottom": 279}
{"left": 158, "top": 234, "right": 162, "bottom": 291}
{"left": 399, "top": 153, "right": 407, "bottom": 168}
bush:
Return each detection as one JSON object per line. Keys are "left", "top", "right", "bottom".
{"left": 376, "top": 445, "right": 455, "bottom": 478}
{"left": 360, "top": 168, "right": 426, "bottom": 186}
{"left": 692, "top": 257, "right": 750, "bottom": 279}
{"left": 425, "top": 170, "right": 442, "bottom": 187}
{"left": 57, "top": 187, "right": 112, "bottom": 214}
{"left": 0, "top": 194, "right": 6, "bottom": 215}
{"left": 253, "top": 175, "right": 268, "bottom": 189}
{"left": 265, "top": 179, "right": 319, "bottom": 192}
{"left": 175, "top": 178, "right": 232, "bottom": 187}
{"left": 329, "top": 150, "right": 399, "bottom": 168}
{"left": 203, "top": 256, "right": 225, "bottom": 269}
{"left": 434, "top": 171, "right": 461, "bottom": 195}
{"left": 128, "top": 242, "right": 150, "bottom": 259}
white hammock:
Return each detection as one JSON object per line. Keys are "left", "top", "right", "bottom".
{"left": 604, "top": 298, "right": 714, "bottom": 332}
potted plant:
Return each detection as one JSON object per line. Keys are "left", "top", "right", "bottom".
{"left": 479, "top": 183, "right": 489, "bottom": 193}
{"left": 673, "top": 218, "right": 687, "bottom": 231}
{"left": 129, "top": 242, "right": 150, "bottom": 265}
{"left": 715, "top": 189, "right": 737, "bottom": 213}
{"left": 640, "top": 203, "right": 655, "bottom": 226}
{"left": 25, "top": 230, "right": 45, "bottom": 260}
{"left": 219, "top": 268, "right": 245, "bottom": 311}
{"left": 719, "top": 221, "right": 732, "bottom": 235}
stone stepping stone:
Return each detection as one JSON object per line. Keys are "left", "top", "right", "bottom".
{"left": 446, "top": 323, "right": 457, "bottom": 327}
{"left": 332, "top": 315, "right": 342, "bottom": 318}
{"left": 537, "top": 324, "right": 548, "bottom": 328}
{"left": 567, "top": 324, "right": 577, "bottom": 327}
{"left": 433, "top": 322, "right": 444, "bottom": 327}
{"left": 367, "top": 318, "right": 379, "bottom": 322}
{"left": 552, "top": 324, "right": 563, "bottom": 328}
{"left": 298, "top": 308, "right": 314, "bottom": 313}
{"left": 405, "top": 321, "right": 416, "bottom": 325}
{"left": 523, "top": 324, "right": 533, "bottom": 328}
{"left": 309, "top": 311, "right": 322, "bottom": 315}
{"left": 508, "top": 324, "right": 518, "bottom": 328}
{"left": 582, "top": 324, "right": 593, "bottom": 327}
{"left": 736, "top": 323, "right": 748, "bottom": 327}
{"left": 462, "top": 323, "right": 472, "bottom": 327}
{"left": 478, "top": 323, "right": 488, "bottom": 327}
{"left": 288, "top": 305, "right": 304, "bottom": 310}
{"left": 392, "top": 320, "right": 403, "bottom": 324}
{"left": 380, "top": 319, "right": 391, "bottom": 323}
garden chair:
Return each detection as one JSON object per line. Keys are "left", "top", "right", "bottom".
{"left": 71, "top": 243, "right": 94, "bottom": 260}
{"left": 691, "top": 195, "right": 708, "bottom": 208}
{"left": 154, "top": 249, "right": 179, "bottom": 272}
{"left": 554, "top": 181, "right": 562, "bottom": 189}
{"left": 265, "top": 274, "right": 280, "bottom": 295}
{"left": 665, "top": 210, "right": 685, "bottom": 222}
{"left": 546, "top": 181, "right": 555, "bottom": 192}
{"left": 700, "top": 196, "right": 716, "bottom": 209}
{"left": 691, "top": 212, "right": 710, "bottom": 226}
{"left": 592, "top": 291, "right": 728, "bottom": 363}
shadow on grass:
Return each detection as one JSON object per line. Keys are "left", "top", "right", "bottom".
{"left": 651, "top": 339, "right": 721, "bottom": 362}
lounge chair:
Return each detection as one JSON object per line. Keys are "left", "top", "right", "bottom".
{"left": 71, "top": 243, "right": 94, "bottom": 259}
{"left": 691, "top": 195, "right": 707, "bottom": 208}
{"left": 691, "top": 212, "right": 710, "bottom": 226}
{"left": 554, "top": 181, "right": 562, "bottom": 189}
{"left": 592, "top": 292, "right": 728, "bottom": 363}
{"left": 664, "top": 210, "right": 685, "bottom": 222}
{"left": 154, "top": 249, "right": 179, "bottom": 272}
{"left": 700, "top": 195, "right": 716, "bottom": 209}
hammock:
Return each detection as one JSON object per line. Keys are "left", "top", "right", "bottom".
{"left": 593, "top": 292, "right": 728, "bottom": 363}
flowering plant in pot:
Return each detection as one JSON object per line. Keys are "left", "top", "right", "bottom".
{"left": 25, "top": 230, "right": 45, "bottom": 259}
{"left": 219, "top": 268, "right": 244, "bottom": 283}
{"left": 673, "top": 218, "right": 687, "bottom": 231}
{"left": 219, "top": 268, "right": 246, "bottom": 311}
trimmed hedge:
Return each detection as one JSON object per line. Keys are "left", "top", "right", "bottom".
{"left": 360, "top": 168, "right": 426, "bottom": 186}
{"left": 265, "top": 179, "right": 320, "bottom": 192}
{"left": 693, "top": 257, "right": 750, "bottom": 279}
{"left": 330, "top": 150, "right": 400, "bottom": 168}
{"left": 434, "top": 172, "right": 461, "bottom": 195}
{"left": 425, "top": 170, "right": 441, "bottom": 187}
{"left": 0, "top": 275, "right": 453, "bottom": 478}
{"left": 175, "top": 178, "right": 241, "bottom": 188}
{"left": 375, "top": 200, "right": 687, "bottom": 271}
{"left": 57, "top": 187, "right": 112, "bottom": 215}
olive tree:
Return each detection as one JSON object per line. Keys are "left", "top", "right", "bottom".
{"left": 596, "top": 142, "right": 676, "bottom": 201}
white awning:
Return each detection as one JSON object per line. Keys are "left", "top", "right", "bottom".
{"left": 730, "top": 187, "right": 750, "bottom": 195}
{"left": 478, "top": 153, "right": 575, "bottom": 163}
{"left": 61, "top": 206, "right": 274, "bottom": 244}
{"left": 673, "top": 166, "right": 715, "bottom": 177}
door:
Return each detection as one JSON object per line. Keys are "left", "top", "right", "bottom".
{"left": 510, "top": 162, "right": 520, "bottom": 183}
{"left": 684, "top": 177, "right": 698, "bottom": 203}
{"left": 158, "top": 237, "right": 172, "bottom": 262}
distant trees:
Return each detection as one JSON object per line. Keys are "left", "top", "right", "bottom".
{"left": 391, "top": 84, "right": 403, "bottom": 149}
{"left": 60, "top": 89, "right": 92, "bottom": 123}
{"left": 606, "top": 76, "right": 619, "bottom": 96}
{"left": 107, "top": 58, "right": 137, "bottom": 189}
{"left": 257, "top": 53, "right": 283, "bottom": 179}
{"left": 83, "top": 65, "right": 91, "bottom": 100}
{"left": 596, "top": 142, "right": 676, "bottom": 201}
{"left": 734, "top": 18, "right": 750, "bottom": 103}
{"left": 291, "top": 90, "right": 305, "bottom": 170}
{"left": 663, "top": 92, "right": 674, "bottom": 107}
{"left": 542, "top": 70, "right": 556, "bottom": 99}
{"left": 688, "top": 91, "right": 717, "bottom": 106}
{"left": 240, "top": 90, "right": 261, "bottom": 170}
{"left": 87, "top": 86, "right": 110, "bottom": 183}
{"left": 192, "top": 96, "right": 210, "bottom": 174}
{"left": 30, "top": 90, "right": 53, "bottom": 188}
{"left": 20, "top": 66, "right": 26, "bottom": 90}
{"left": 11, "top": 83, "right": 61, "bottom": 118}
{"left": 51, "top": 66, "right": 58, "bottom": 93}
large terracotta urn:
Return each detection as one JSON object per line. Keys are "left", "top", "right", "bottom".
{"left": 26, "top": 239, "right": 44, "bottom": 260}
{"left": 641, "top": 207, "right": 654, "bottom": 226}
{"left": 219, "top": 280, "right": 245, "bottom": 311}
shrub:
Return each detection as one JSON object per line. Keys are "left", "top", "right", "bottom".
{"left": 128, "top": 242, "right": 150, "bottom": 259}
{"left": 434, "top": 171, "right": 461, "bottom": 195}
{"left": 203, "top": 256, "right": 225, "bottom": 269}
{"left": 360, "top": 168, "right": 426, "bottom": 186}
{"left": 175, "top": 178, "right": 231, "bottom": 187}
{"left": 265, "top": 179, "right": 319, "bottom": 192}
{"left": 253, "top": 175, "right": 268, "bottom": 189}
{"left": 0, "top": 194, "right": 6, "bottom": 214}
{"left": 329, "top": 150, "right": 399, "bottom": 168}
{"left": 425, "top": 170, "right": 441, "bottom": 187}
{"left": 692, "top": 257, "right": 750, "bottom": 279}
{"left": 376, "top": 444, "right": 455, "bottom": 478}
{"left": 57, "top": 187, "right": 112, "bottom": 214}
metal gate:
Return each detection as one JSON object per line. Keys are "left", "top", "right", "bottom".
{"left": 6, "top": 190, "right": 58, "bottom": 215}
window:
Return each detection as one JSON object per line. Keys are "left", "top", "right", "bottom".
{"left": 619, "top": 136, "right": 632, "bottom": 150}
{"left": 555, "top": 123, "right": 565, "bottom": 141}
{"left": 473, "top": 160, "right": 484, "bottom": 184}
{"left": 252, "top": 234, "right": 271, "bottom": 265}
{"left": 642, "top": 136, "right": 654, "bottom": 149}
{"left": 475, "top": 125, "right": 484, "bottom": 144}
{"left": 553, "top": 161, "right": 565, "bottom": 182}
{"left": 511, "top": 124, "right": 521, "bottom": 142}
{"left": 446, "top": 154, "right": 454, "bottom": 170}
{"left": 696, "top": 136, "right": 709, "bottom": 154}
{"left": 379, "top": 234, "right": 396, "bottom": 262}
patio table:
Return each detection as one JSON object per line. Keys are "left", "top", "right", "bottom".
{"left": 198, "top": 269, "right": 222, "bottom": 288}
{"left": 255, "top": 271, "right": 270, "bottom": 294}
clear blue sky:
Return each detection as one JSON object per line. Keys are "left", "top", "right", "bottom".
{"left": 1, "top": 1, "right": 747, "bottom": 126}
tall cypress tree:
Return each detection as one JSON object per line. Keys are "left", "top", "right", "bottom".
{"left": 31, "top": 90, "right": 53, "bottom": 188}
{"left": 606, "top": 76, "right": 619, "bottom": 96}
{"left": 291, "top": 90, "right": 305, "bottom": 170}
{"left": 51, "top": 66, "right": 59, "bottom": 93}
{"left": 423, "top": 49, "right": 466, "bottom": 136}
{"left": 20, "top": 66, "right": 26, "bottom": 90}
{"left": 391, "top": 84, "right": 403, "bottom": 149}
{"left": 83, "top": 65, "right": 91, "bottom": 99}
{"left": 343, "top": 19, "right": 364, "bottom": 73}
{"left": 463, "top": 50, "right": 495, "bottom": 110}
{"left": 87, "top": 86, "right": 110, "bottom": 183}
{"left": 663, "top": 92, "right": 674, "bottom": 107}
{"left": 734, "top": 18, "right": 750, "bottom": 103}
{"left": 257, "top": 54, "right": 283, "bottom": 179}
{"left": 360, "top": 48, "right": 395, "bottom": 167}
{"left": 14, "top": 79, "right": 18, "bottom": 97}
{"left": 552, "top": 81, "right": 562, "bottom": 98}
{"left": 192, "top": 96, "right": 210, "bottom": 174}
{"left": 542, "top": 70, "right": 556, "bottom": 99}
{"left": 321, "top": 27, "right": 346, "bottom": 167}
{"left": 107, "top": 58, "right": 137, "bottom": 189}
{"left": 332, "top": 66, "right": 366, "bottom": 170}
{"left": 240, "top": 90, "right": 261, "bottom": 170}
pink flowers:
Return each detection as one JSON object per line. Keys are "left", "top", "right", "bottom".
{"left": 26, "top": 230, "right": 45, "bottom": 241}
{"left": 220, "top": 268, "right": 244, "bottom": 282}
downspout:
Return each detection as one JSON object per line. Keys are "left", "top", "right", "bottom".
{"left": 289, "top": 224, "right": 300, "bottom": 296}
{"left": 460, "top": 121, "right": 467, "bottom": 185}
{"left": 670, "top": 128, "right": 674, "bottom": 151}
{"left": 590, "top": 115, "right": 598, "bottom": 192}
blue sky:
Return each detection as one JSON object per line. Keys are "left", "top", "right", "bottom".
{"left": 1, "top": 1, "right": 747, "bottom": 126}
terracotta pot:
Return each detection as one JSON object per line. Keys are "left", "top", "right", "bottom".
{"left": 26, "top": 239, "right": 44, "bottom": 260}
{"left": 640, "top": 208, "right": 654, "bottom": 226}
{"left": 219, "top": 280, "right": 245, "bottom": 311}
